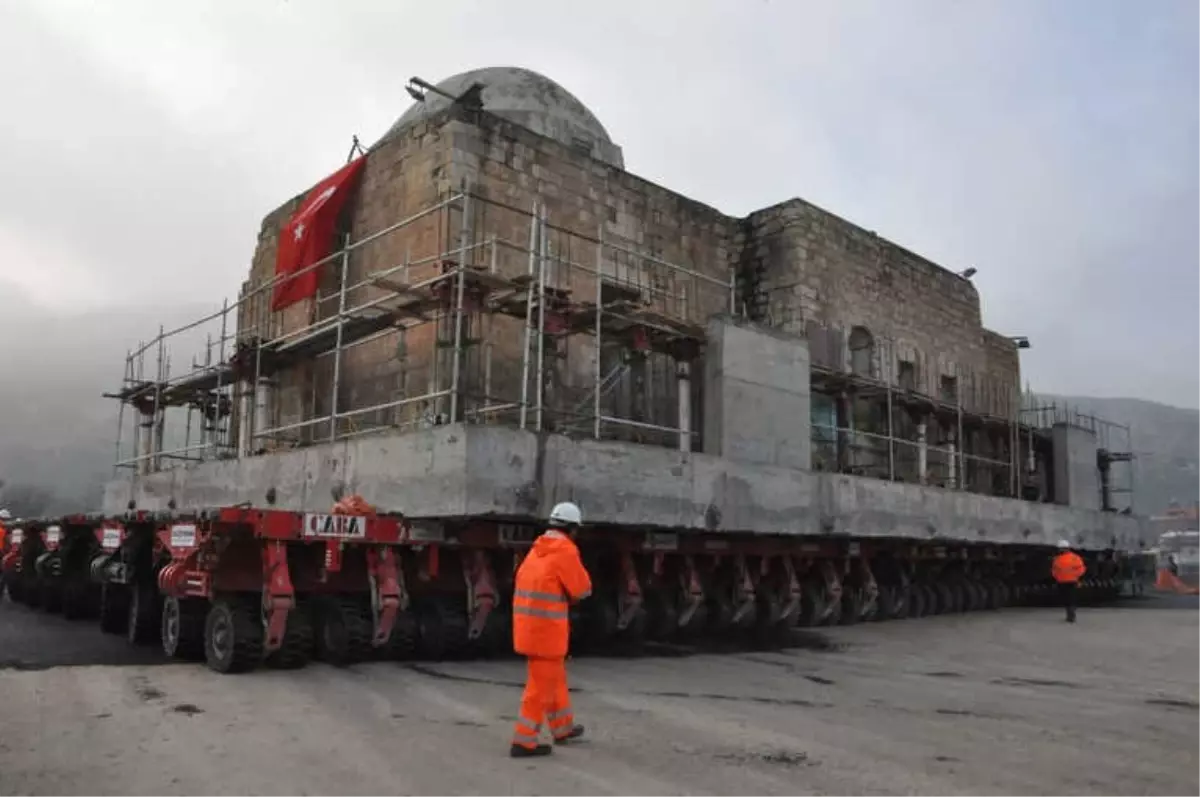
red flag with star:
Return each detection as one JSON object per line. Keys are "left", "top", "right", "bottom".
{"left": 271, "top": 156, "right": 366, "bottom": 311}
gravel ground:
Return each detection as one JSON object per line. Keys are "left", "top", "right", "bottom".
{"left": 0, "top": 595, "right": 1196, "bottom": 796}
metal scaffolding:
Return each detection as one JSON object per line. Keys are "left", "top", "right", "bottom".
{"left": 107, "top": 189, "right": 734, "bottom": 475}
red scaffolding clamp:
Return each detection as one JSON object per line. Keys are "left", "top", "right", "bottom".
{"left": 261, "top": 541, "right": 295, "bottom": 654}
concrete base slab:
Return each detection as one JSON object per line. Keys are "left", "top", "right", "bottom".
{"left": 103, "top": 424, "right": 1150, "bottom": 551}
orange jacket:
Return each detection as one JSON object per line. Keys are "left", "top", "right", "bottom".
{"left": 1052, "top": 551, "right": 1086, "bottom": 584}
{"left": 512, "top": 529, "right": 592, "bottom": 659}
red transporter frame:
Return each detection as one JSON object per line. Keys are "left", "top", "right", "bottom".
{"left": 151, "top": 507, "right": 410, "bottom": 673}
{"left": 1, "top": 524, "right": 25, "bottom": 600}
{"left": 16, "top": 502, "right": 1124, "bottom": 677}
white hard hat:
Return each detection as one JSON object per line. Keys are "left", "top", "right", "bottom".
{"left": 549, "top": 501, "right": 583, "bottom": 527}
{"left": 1057, "top": 539, "right": 1071, "bottom": 549}
{"left": 0, "top": 508, "right": 11, "bottom": 521}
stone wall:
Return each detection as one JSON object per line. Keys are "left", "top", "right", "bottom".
{"left": 736, "top": 198, "right": 1018, "bottom": 418}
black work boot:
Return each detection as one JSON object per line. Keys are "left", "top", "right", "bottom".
{"left": 510, "top": 743, "right": 552, "bottom": 758}
{"left": 554, "top": 724, "right": 585, "bottom": 744}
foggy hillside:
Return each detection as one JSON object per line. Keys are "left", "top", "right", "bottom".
{"left": 0, "top": 298, "right": 1196, "bottom": 516}
{"left": 1037, "top": 394, "right": 1200, "bottom": 514}
{"left": 0, "top": 295, "right": 211, "bottom": 514}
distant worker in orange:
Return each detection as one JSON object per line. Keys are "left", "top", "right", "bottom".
{"left": 509, "top": 501, "right": 592, "bottom": 758}
{"left": 1051, "top": 539, "right": 1086, "bottom": 623}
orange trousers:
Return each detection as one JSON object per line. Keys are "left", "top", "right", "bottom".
{"left": 511, "top": 656, "right": 574, "bottom": 748}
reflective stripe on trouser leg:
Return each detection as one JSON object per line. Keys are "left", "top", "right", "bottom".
{"left": 512, "top": 657, "right": 548, "bottom": 748}
{"left": 511, "top": 715, "right": 541, "bottom": 748}
{"left": 533, "top": 657, "right": 574, "bottom": 740}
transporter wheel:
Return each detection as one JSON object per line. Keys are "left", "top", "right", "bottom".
{"left": 908, "top": 585, "right": 926, "bottom": 618}
{"left": 98, "top": 582, "right": 129, "bottom": 635}
{"left": 749, "top": 591, "right": 783, "bottom": 647}
{"left": 645, "top": 589, "right": 680, "bottom": 641}
{"left": 969, "top": 578, "right": 988, "bottom": 609}
{"left": 40, "top": 581, "right": 64, "bottom": 614}
{"left": 617, "top": 605, "right": 648, "bottom": 652}
{"left": 415, "top": 598, "right": 470, "bottom": 661}
{"left": 313, "top": 597, "right": 372, "bottom": 666}
{"left": 472, "top": 607, "right": 512, "bottom": 657}
{"left": 706, "top": 591, "right": 736, "bottom": 634}
{"left": 23, "top": 573, "right": 43, "bottom": 608}
{"left": 266, "top": 604, "right": 315, "bottom": 670}
{"left": 162, "top": 597, "right": 207, "bottom": 661}
{"left": 958, "top": 581, "right": 977, "bottom": 612}
{"left": 796, "top": 581, "right": 827, "bottom": 628}
{"left": 60, "top": 581, "right": 87, "bottom": 620}
{"left": 839, "top": 588, "right": 864, "bottom": 626}
{"left": 127, "top": 582, "right": 161, "bottom": 646}
{"left": 933, "top": 582, "right": 954, "bottom": 614}
{"left": 677, "top": 601, "right": 708, "bottom": 639}
{"left": 4, "top": 575, "right": 21, "bottom": 603}
{"left": 983, "top": 580, "right": 1002, "bottom": 610}
{"left": 575, "top": 598, "right": 619, "bottom": 654}
{"left": 918, "top": 584, "right": 937, "bottom": 615}
{"left": 875, "top": 584, "right": 898, "bottom": 621}
{"left": 204, "top": 598, "right": 264, "bottom": 674}
{"left": 386, "top": 609, "right": 420, "bottom": 660}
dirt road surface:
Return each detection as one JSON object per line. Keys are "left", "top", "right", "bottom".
{"left": 1, "top": 596, "right": 1196, "bottom": 796}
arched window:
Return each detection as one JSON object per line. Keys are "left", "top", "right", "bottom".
{"left": 848, "top": 326, "right": 875, "bottom": 378}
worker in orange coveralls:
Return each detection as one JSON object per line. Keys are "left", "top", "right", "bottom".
{"left": 1051, "top": 539, "right": 1086, "bottom": 623}
{"left": 509, "top": 501, "right": 592, "bottom": 758}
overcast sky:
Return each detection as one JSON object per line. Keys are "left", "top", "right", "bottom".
{"left": 1, "top": 0, "right": 1196, "bottom": 408}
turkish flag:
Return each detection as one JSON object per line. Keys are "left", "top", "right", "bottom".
{"left": 271, "top": 156, "right": 367, "bottom": 311}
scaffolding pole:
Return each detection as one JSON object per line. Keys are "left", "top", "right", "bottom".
{"left": 328, "top": 242, "right": 351, "bottom": 441}
{"left": 535, "top": 207, "right": 547, "bottom": 433}
{"left": 594, "top": 226, "right": 604, "bottom": 440}
{"left": 519, "top": 201, "right": 538, "bottom": 430}
{"left": 449, "top": 190, "right": 472, "bottom": 424}
{"left": 886, "top": 340, "right": 895, "bottom": 481}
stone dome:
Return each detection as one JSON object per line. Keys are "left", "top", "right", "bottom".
{"left": 383, "top": 66, "right": 625, "bottom": 169}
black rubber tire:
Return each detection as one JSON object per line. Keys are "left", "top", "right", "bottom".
{"left": 61, "top": 581, "right": 85, "bottom": 619}
{"left": 907, "top": 585, "right": 925, "bottom": 618}
{"left": 162, "top": 596, "right": 207, "bottom": 661}
{"left": 956, "top": 581, "right": 976, "bottom": 612}
{"left": 706, "top": 592, "right": 736, "bottom": 634}
{"left": 751, "top": 594, "right": 785, "bottom": 648}
{"left": 127, "top": 582, "right": 161, "bottom": 646}
{"left": 99, "top": 582, "right": 129, "bottom": 635}
{"left": 875, "top": 584, "right": 898, "bottom": 621}
{"left": 40, "top": 581, "right": 64, "bottom": 614}
{"left": 839, "top": 588, "right": 864, "bottom": 625}
{"left": 266, "top": 604, "right": 315, "bottom": 670}
{"left": 471, "top": 607, "right": 512, "bottom": 657}
{"left": 617, "top": 604, "right": 649, "bottom": 652}
{"left": 415, "top": 598, "right": 470, "bottom": 661}
{"left": 314, "top": 597, "right": 372, "bottom": 666}
{"left": 934, "top": 582, "right": 955, "bottom": 614}
{"left": 646, "top": 590, "right": 680, "bottom": 641}
{"left": 386, "top": 609, "right": 420, "bottom": 660}
{"left": 796, "top": 582, "right": 826, "bottom": 628}
{"left": 204, "top": 598, "right": 264, "bottom": 674}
